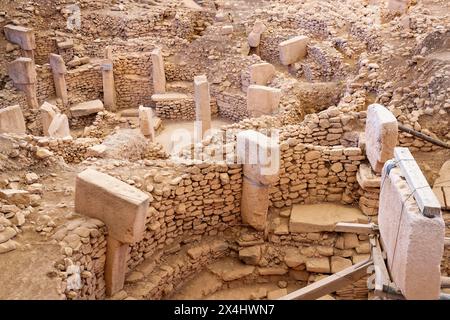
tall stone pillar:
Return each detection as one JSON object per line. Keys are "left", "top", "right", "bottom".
{"left": 75, "top": 169, "right": 149, "bottom": 296}
{"left": 102, "top": 47, "right": 116, "bottom": 111}
{"left": 138, "top": 105, "right": 155, "bottom": 141}
{"left": 7, "top": 57, "right": 39, "bottom": 109}
{"left": 49, "top": 53, "right": 68, "bottom": 106}
{"left": 237, "top": 130, "right": 280, "bottom": 231}
{"left": 194, "top": 75, "right": 211, "bottom": 140}
{"left": 151, "top": 48, "right": 166, "bottom": 94}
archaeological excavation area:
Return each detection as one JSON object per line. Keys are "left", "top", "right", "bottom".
{"left": 0, "top": 0, "right": 449, "bottom": 302}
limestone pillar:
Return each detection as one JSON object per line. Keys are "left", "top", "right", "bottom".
{"left": 194, "top": 75, "right": 211, "bottom": 140}
{"left": 40, "top": 102, "right": 60, "bottom": 136}
{"left": 378, "top": 156, "right": 444, "bottom": 299}
{"left": 105, "top": 236, "right": 129, "bottom": 297}
{"left": 102, "top": 47, "right": 116, "bottom": 111}
{"left": 138, "top": 105, "right": 155, "bottom": 141}
{"left": 0, "top": 105, "right": 26, "bottom": 134}
{"left": 75, "top": 169, "right": 150, "bottom": 296}
{"left": 237, "top": 130, "right": 280, "bottom": 231}
{"left": 247, "top": 85, "right": 281, "bottom": 118}
{"left": 3, "top": 25, "right": 36, "bottom": 61}
{"left": 7, "top": 57, "right": 39, "bottom": 109}
{"left": 151, "top": 48, "right": 166, "bottom": 94}
{"left": 365, "top": 104, "right": 398, "bottom": 173}
{"left": 248, "top": 20, "right": 266, "bottom": 48}
{"left": 49, "top": 53, "right": 68, "bottom": 106}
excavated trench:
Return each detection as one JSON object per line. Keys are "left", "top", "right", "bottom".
{"left": 119, "top": 203, "right": 371, "bottom": 301}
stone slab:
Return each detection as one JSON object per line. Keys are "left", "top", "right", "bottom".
{"left": 0, "top": 105, "right": 26, "bottom": 134}
{"left": 151, "top": 92, "right": 188, "bottom": 102}
{"left": 289, "top": 203, "right": 367, "bottom": 233}
{"left": 279, "top": 35, "right": 309, "bottom": 65}
{"left": 378, "top": 166, "right": 444, "bottom": 300}
{"left": 75, "top": 169, "right": 150, "bottom": 244}
{"left": 48, "top": 113, "right": 71, "bottom": 138}
{"left": 4, "top": 24, "right": 36, "bottom": 50}
{"left": 7, "top": 57, "right": 36, "bottom": 84}
{"left": 247, "top": 85, "right": 281, "bottom": 117}
{"left": 40, "top": 102, "right": 60, "bottom": 136}
{"left": 356, "top": 163, "right": 381, "bottom": 189}
{"left": 70, "top": 99, "right": 104, "bottom": 117}
{"left": 249, "top": 62, "right": 276, "bottom": 86}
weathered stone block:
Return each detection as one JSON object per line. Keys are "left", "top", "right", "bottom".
{"left": 279, "top": 35, "right": 309, "bottom": 65}
{"left": 249, "top": 62, "right": 275, "bottom": 85}
{"left": 379, "top": 166, "right": 444, "bottom": 300}
{"left": 48, "top": 114, "right": 71, "bottom": 138}
{"left": 40, "top": 102, "right": 60, "bottom": 136}
{"left": 365, "top": 104, "right": 398, "bottom": 173}
{"left": 306, "top": 257, "right": 330, "bottom": 273}
{"left": 247, "top": 85, "right": 281, "bottom": 117}
{"left": 330, "top": 256, "right": 352, "bottom": 273}
{"left": 70, "top": 100, "right": 104, "bottom": 117}
{"left": 75, "top": 169, "right": 150, "bottom": 244}
{"left": 0, "top": 105, "right": 26, "bottom": 134}
{"left": 248, "top": 20, "right": 266, "bottom": 47}
{"left": 4, "top": 25, "right": 36, "bottom": 50}
{"left": 7, "top": 57, "right": 36, "bottom": 84}
{"left": 289, "top": 204, "right": 366, "bottom": 233}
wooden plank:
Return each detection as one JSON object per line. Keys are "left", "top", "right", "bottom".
{"left": 335, "top": 222, "right": 378, "bottom": 234}
{"left": 371, "top": 237, "right": 391, "bottom": 294}
{"left": 278, "top": 259, "right": 373, "bottom": 300}
{"left": 394, "top": 147, "right": 441, "bottom": 217}
{"left": 441, "top": 277, "right": 450, "bottom": 289}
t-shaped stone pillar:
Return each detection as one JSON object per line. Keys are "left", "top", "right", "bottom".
{"left": 151, "top": 48, "right": 166, "bottom": 94}
{"left": 49, "top": 54, "right": 69, "bottom": 106}
{"left": 102, "top": 47, "right": 116, "bottom": 111}
{"left": 237, "top": 130, "right": 280, "bottom": 231}
{"left": 3, "top": 25, "right": 36, "bottom": 60}
{"left": 247, "top": 85, "right": 281, "bottom": 118}
{"left": 138, "top": 105, "right": 155, "bottom": 141}
{"left": 75, "top": 169, "right": 150, "bottom": 296}
{"left": 7, "top": 57, "right": 39, "bottom": 109}
{"left": 194, "top": 75, "right": 211, "bottom": 140}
